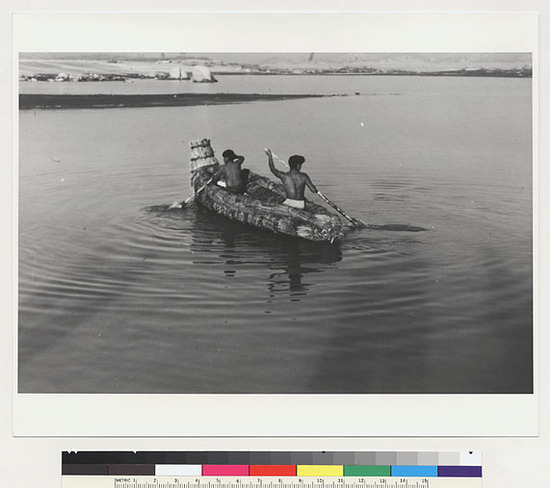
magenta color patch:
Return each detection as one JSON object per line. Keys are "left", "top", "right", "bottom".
{"left": 202, "top": 465, "right": 249, "bottom": 476}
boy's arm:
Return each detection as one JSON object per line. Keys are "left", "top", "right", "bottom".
{"left": 305, "top": 174, "right": 318, "bottom": 193}
{"left": 265, "top": 149, "right": 284, "bottom": 179}
{"left": 210, "top": 165, "right": 225, "bottom": 183}
{"left": 233, "top": 155, "right": 245, "bottom": 164}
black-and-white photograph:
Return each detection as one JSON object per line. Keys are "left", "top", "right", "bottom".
{"left": 17, "top": 51, "right": 533, "bottom": 394}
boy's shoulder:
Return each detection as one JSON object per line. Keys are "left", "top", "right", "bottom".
{"left": 289, "top": 171, "right": 308, "bottom": 183}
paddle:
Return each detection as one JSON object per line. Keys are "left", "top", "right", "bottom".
{"left": 170, "top": 177, "right": 214, "bottom": 209}
{"left": 266, "top": 148, "right": 365, "bottom": 228}
{"left": 269, "top": 150, "right": 289, "bottom": 168}
{"left": 316, "top": 191, "right": 366, "bottom": 228}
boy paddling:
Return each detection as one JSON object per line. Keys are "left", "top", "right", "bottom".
{"left": 265, "top": 149, "right": 317, "bottom": 209}
{"left": 210, "top": 149, "right": 247, "bottom": 194}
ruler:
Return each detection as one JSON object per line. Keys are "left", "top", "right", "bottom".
{"left": 62, "top": 475, "right": 482, "bottom": 488}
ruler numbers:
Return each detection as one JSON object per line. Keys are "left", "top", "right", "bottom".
{"left": 114, "top": 478, "right": 429, "bottom": 488}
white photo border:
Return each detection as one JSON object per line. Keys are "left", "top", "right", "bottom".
{"left": 12, "top": 11, "right": 539, "bottom": 437}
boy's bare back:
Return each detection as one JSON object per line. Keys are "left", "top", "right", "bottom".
{"left": 221, "top": 161, "right": 244, "bottom": 188}
{"left": 265, "top": 149, "right": 317, "bottom": 201}
{"left": 211, "top": 150, "right": 246, "bottom": 194}
{"left": 278, "top": 170, "right": 316, "bottom": 200}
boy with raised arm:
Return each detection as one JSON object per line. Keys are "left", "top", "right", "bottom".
{"left": 265, "top": 149, "right": 317, "bottom": 209}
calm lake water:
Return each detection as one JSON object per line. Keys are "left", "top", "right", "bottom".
{"left": 18, "top": 75, "right": 533, "bottom": 393}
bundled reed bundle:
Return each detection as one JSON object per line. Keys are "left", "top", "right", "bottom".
{"left": 189, "top": 139, "right": 219, "bottom": 172}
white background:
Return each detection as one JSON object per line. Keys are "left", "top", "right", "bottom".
{"left": 2, "top": 1, "right": 548, "bottom": 487}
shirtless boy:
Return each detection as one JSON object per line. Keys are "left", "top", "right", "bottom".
{"left": 265, "top": 149, "right": 317, "bottom": 209}
{"left": 211, "top": 149, "right": 247, "bottom": 194}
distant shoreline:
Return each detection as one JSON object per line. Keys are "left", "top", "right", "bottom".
{"left": 19, "top": 93, "right": 327, "bottom": 110}
{"left": 20, "top": 69, "right": 532, "bottom": 82}
{"left": 217, "top": 69, "right": 532, "bottom": 78}
{"left": 19, "top": 53, "right": 532, "bottom": 81}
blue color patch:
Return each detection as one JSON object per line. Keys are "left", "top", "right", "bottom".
{"left": 391, "top": 466, "right": 438, "bottom": 477}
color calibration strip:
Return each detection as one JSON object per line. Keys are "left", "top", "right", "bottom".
{"left": 63, "top": 464, "right": 481, "bottom": 478}
{"left": 62, "top": 451, "right": 482, "bottom": 478}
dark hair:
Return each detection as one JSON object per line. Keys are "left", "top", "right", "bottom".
{"left": 288, "top": 155, "right": 305, "bottom": 169}
{"left": 222, "top": 149, "right": 237, "bottom": 160}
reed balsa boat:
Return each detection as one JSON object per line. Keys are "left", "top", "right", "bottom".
{"left": 189, "top": 139, "right": 344, "bottom": 242}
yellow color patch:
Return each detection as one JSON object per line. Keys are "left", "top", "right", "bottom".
{"left": 296, "top": 465, "right": 344, "bottom": 477}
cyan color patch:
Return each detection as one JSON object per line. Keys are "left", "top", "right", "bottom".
{"left": 391, "top": 466, "right": 438, "bottom": 477}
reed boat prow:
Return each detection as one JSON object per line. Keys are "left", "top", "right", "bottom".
{"left": 188, "top": 139, "right": 344, "bottom": 242}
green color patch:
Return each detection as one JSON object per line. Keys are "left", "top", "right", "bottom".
{"left": 344, "top": 466, "right": 392, "bottom": 477}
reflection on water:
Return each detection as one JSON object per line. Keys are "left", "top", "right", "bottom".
{"left": 147, "top": 203, "right": 343, "bottom": 301}
{"left": 189, "top": 207, "right": 343, "bottom": 300}
{"left": 18, "top": 75, "right": 533, "bottom": 393}
{"left": 267, "top": 240, "right": 313, "bottom": 298}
